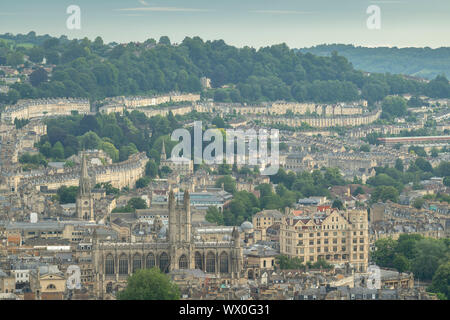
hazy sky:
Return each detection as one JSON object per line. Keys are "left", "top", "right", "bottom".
{"left": 0, "top": 0, "right": 449, "bottom": 48}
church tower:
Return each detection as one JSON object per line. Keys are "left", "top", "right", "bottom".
{"left": 76, "top": 153, "right": 94, "bottom": 221}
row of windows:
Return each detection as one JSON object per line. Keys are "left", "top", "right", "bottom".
{"left": 104, "top": 252, "right": 230, "bottom": 275}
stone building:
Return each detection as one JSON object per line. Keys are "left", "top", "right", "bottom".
{"left": 92, "top": 190, "right": 244, "bottom": 298}
{"left": 159, "top": 140, "right": 193, "bottom": 176}
{"left": 280, "top": 209, "right": 369, "bottom": 272}
{"left": 1, "top": 98, "right": 90, "bottom": 123}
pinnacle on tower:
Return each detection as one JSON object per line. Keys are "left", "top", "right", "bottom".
{"left": 79, "top": 153, "right": 91, "bottom": 195}
{"left": 183, "top": 189, "right": 190, "bottom": 208}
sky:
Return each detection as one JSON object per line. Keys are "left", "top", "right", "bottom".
{"left": 0, "top": 0, "right": 449, "bottom": 48}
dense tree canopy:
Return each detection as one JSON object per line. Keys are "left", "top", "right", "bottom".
{"left": 1, "top": 33, "right": 442, "bottom": 106}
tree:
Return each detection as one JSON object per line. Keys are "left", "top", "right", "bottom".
{"left": 136, "top": 176, "right": 150, "bottom": 189}
{"left": 101, "top": 141, "right": 119, "bottom": 162}
{"left": 6, "top": 51, "right": 24, "bottom": 67}
{"left": 50, "top": 141, "right": 65, "bottom": 159}
{"left": 205, "top": 206, "right": 224, "bottom": 225}
{"left": 415, "top": 158, "right": 432, "bottom": 172}
{"left": 28, "top": 47, "right": 45, "bottom": 63}
{"left": 117, "top": 268, "right": 180, "bottom": 300}
{"left": 412, "top": 197, "right": 425, "bottom": 210}
{"left": 395, "top": 159, "right": 404, "bottom": 172}
{"left": 371, "top": 186, "right": 399, "bottom": 203}
{"left": 276, "top": 255, "right": 305, "bottom": 270}
{"left": 381, "top": 96, "right": 407, "bottom": 119}
{"left": 444, "top": 177, "right": 450, "bottom": 187}
{"left": 159, "top": 36, "right": 171, "bottom": 46}
{"left": 119, "top": 143, "right": 138, "bottom": 161}
{"left": 352, "top": 186, "right": 365, "bottom": 196}
{"left": 145, "top": 160, "right": 158, "bottom": 178}
{"left": 128, "top": 197, "right": 147, "bottom": 210}
{"left": 429, "top": 262, "right": 450, "bottom": 299}
{"left": 79, "top": 131, "right": 101, "bottom": 150}
{"left": 372, "top": 238, "right": 397, "bottom": 268}
{"left": 215, "top": 175, "right": 236, "bottom": 194}
{"left": 57, "top": 186, "right": 79, "bottom": 204}
{"left": 332, "top": 199, "right": 344, "bottom": 210}
{"left": 30, "top": 68, "right": 48, "bottom": 87}
{"left": 392, "top": 254, "right": 410, "bottom": 273}
{"left": 412, "top": 238, "right": 447, "bottom": 280}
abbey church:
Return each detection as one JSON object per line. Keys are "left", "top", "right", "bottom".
{"left": 91, "top": 189, "right": 244, "bottom": 298}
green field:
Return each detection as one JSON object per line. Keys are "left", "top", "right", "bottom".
{"left": 0, "top": 38, "right": 34, "bottom": 49}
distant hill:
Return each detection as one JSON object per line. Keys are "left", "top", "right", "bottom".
{"left": 299, "top": 45, "right": 450, "bottom": 80}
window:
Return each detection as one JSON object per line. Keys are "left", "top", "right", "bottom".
{"left": 195, "top": 252, "right": 203, "bottom": 270}
{"left": 105, "top": 254, "right": 114, "bottom": 275}
{"left": 119, "top": 254, "right": 128, "bottom": 275}
{"left": 132, "top": 254, "right": 141, "bottom": 273}
{"left": 219, "top": 252, "right": 230, "bottom": 273}
{"left": 146, "top": 253, "right": 155, "bottom": 269}
{"left": 179, "top": 255, "right": 188, "bottom": 269}
{"left": 206, "top": 252, "right": 215, "bottom": 273}
{"left": 159, "top": 252, "right": 170, "bottom": 273}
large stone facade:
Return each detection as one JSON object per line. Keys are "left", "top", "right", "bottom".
{"left": 16, "top": 152, "right": 148, "bottom": 192}
{"left": 280, "top": 209, "right": 369, "bottom": 272}
{"left": 92, "top": 190, "right": 244, "bottom": 298}
{"left": 1, "top": 98, "right": 90, "bottom": 123}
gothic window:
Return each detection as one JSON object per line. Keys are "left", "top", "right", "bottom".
{"left": 206, "top": 252, "right": 215, "bottom": 273}
{"left": 219, "top": 252, "right": 229, "bottom": 273}
{"left": 178, "top": 255, "right": 188, "bottom": 269}
{"left": 159, "top": 252, "right": 169, "bottom": 273}
{"left": 119, "top": 254, "right": 128, "bottom": 275}
{"left": 105, "top": 254, "right": 114, "bottom": 275}
{"left": 146, "top": 253, "right": 155, "bottom": 269}
{"left": 195, "top": 252, "right": 203, "bottom": 270}
{"left": 132, "top": 253, "right": 141, "bottom": 273}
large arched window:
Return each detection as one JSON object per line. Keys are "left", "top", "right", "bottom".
{"left": 105, "top": 254, "right": 114, "bottom": 275}
{"left": 119, "top": 254, "right": 128, "bottom": 275}
{"left": 159, "top": 252, "right": 169, "bottom": 273}
{"left": 46, "top": 284, "right": 56, "bottom": 290}
{"left": 206, "top": 252, "right": 215, "bottom": 273}
{"left": 132, "top": 253, "right": 141, "bottom": 273}
{"left": 179, "top": 255, "right": 188, "bottom": 269}
{"left": 146, "top": 253, "right": 155, "bottom": 269}
{"left": 219, "top": 252, "right": 229, "bottom": 273}
{"left": 195, "top": 252, "right": 203, "bottom": 270}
